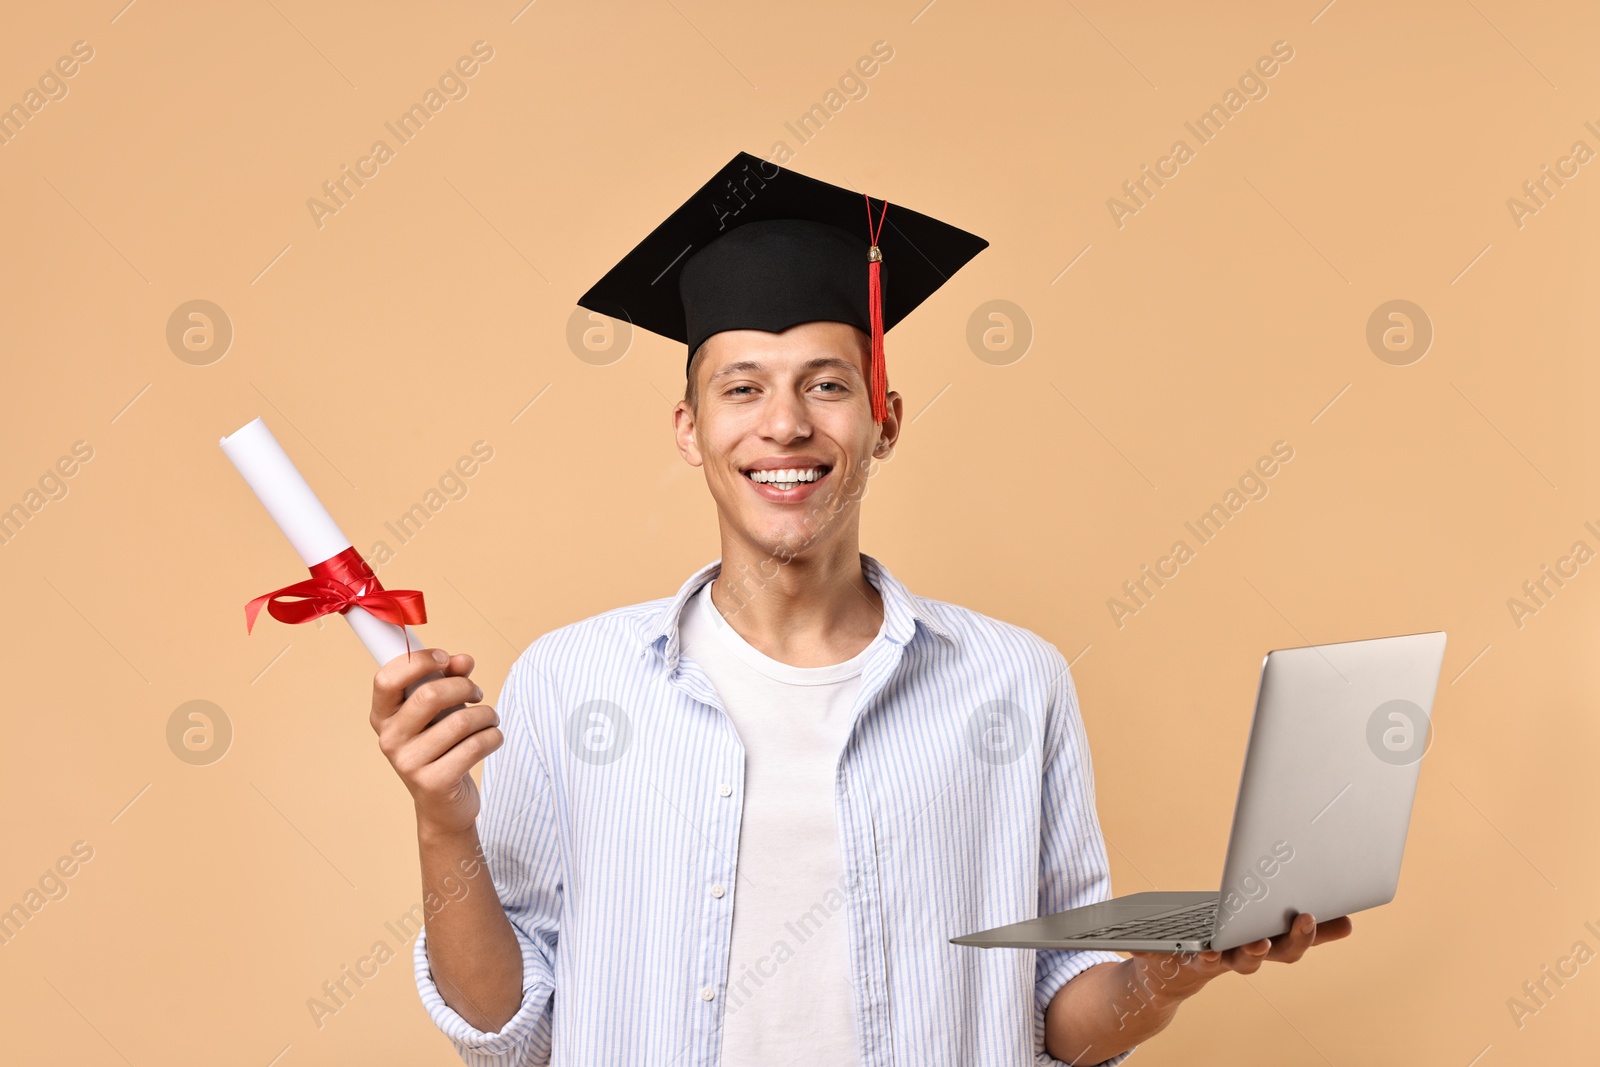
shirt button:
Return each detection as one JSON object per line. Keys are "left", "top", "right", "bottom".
{"left": 700, "top": 986, "right": 715, "bottom": 1001}
{"left": 711, "top": 883, "right": 726, "bottom": 898}
{"left": 718, "top": 783, "right": 732, "bottom": 797}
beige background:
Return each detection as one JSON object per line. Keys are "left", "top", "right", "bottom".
{"left": 2, "top": 0, "right": 1596, "bottom": 1063}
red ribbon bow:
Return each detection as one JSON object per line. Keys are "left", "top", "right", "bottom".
{"left": 245, "top": 546, "right": 427, "bottom": 658}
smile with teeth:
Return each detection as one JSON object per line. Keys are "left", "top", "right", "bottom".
{"left": 745, "top": 466, "right": 829, "bottom": 491}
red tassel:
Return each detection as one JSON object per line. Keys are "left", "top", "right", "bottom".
{"left": 865, "top": 195, "right": 889, "bottom": 424}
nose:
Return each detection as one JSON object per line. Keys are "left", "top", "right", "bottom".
{"left": 759, "top": 381, "right": 811, "bottom": 442}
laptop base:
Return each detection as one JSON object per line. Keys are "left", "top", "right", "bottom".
{"left": 951, "top": 891, "right": 1219, "bottom": 953}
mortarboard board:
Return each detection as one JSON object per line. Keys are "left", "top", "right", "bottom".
{"left": 576, "top": 151, "right": 989, "bottom": 424}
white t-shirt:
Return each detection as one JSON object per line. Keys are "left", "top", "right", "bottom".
{"left": 677, "top": 577, "right": 883, "bottom": 1067}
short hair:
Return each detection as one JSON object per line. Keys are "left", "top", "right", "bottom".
{"left": 681, "top": 327, "right": 874, "bottom": 414}
{"left": 682, "top": 340, "right": 710, "bottom": 412}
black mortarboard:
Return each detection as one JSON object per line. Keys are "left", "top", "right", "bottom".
{"left": 576, "top": 151, "right": 989, "bottom": 423}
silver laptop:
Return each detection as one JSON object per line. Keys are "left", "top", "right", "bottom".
{"left": 951, "top": 631, "right": 1447, "bottom": 954}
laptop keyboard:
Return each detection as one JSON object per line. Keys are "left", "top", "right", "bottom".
{"left": 1074, "top": 899, "right": 1218, "bottom": 943}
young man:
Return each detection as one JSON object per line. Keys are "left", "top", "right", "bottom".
{"left": 371, "top": 153, "right": 1351, "bottom": 1066}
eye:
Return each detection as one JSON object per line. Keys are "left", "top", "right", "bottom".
{"left": 814, "top": 380, "right": 845, "bottom": 393}
{"left": 726, "top": 385, "right": 756, "bottom": 396}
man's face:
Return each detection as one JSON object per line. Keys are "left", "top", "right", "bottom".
{"left": 673, "top": 319, "right": 903, "bottom": 563}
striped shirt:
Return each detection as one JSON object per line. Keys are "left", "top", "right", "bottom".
{"left": 413, "top": 553, "right": 1130, "bottom": 1066}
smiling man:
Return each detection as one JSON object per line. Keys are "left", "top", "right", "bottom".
{"left": 373, "top": 152, "right": 1348, "bottom": 1067}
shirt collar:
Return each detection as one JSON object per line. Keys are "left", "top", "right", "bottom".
{"left": 640, "top": 551, "right": 954, "bottom": 665}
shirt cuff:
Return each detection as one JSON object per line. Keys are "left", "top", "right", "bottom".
{"left": 1035, "top": 949, "right": 1135, "bottom": 1067}
{"left": 413, "top": 919, "right": 554, "bottom": 1064}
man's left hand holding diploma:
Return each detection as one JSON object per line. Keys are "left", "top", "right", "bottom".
{"left": 370, "top": 647, "right": 526, "bottom": 1034}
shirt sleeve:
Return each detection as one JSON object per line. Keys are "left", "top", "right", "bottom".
{"left": 413, "top": 647, "right": 563, "bottom": 1066}
{"left": 1034, "top": 653, "right": 1134, "bottom": 1067}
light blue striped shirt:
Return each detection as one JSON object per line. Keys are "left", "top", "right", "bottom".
{"left": 414, "top": 553, "right": 1130, "bottom": 1066}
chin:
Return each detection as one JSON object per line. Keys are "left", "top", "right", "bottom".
{"left": 734, "top": 519, "right": 820, "bottom": 563}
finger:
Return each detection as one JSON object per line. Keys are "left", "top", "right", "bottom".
{"left": 1266, "top": 913, "right": 1319, "bottom": 963}
{"left": 1175, "top": 950, "right": 1225, "bottom": 980}
{"left": 1127, "top": 951, "right": 1193, "bottom": 980}
{"left": 1221, "top": 939, "right": 1273, "bottom": 974}
{"left": 390, "top": 674, "right": 484, "bottom": 742}
{"left": 409, "top": 652, "right": 477, "bottom": 723}
{"left": 406, "top": 653, "right": 480, "bottom": 730}
{"left": 371, "top": 648, "right": 451, "bottom": 727}
{"left": 1314, "top": 915, "right": 1354, "bottom": 944}
{"left": 394, "top": 703, "right": 500, "bottom": 772}
{"left": 413, "top": 725, "right": 505, "bottom": 791}
{"left": 1123, "top": 952, "right": 1208, "bottom": 1001}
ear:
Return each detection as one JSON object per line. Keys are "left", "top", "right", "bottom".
{"left": 872, "top": 389, "right": 904, "bottom": 461}
{"left": 673, "top": 400, "right": 704, "bottom": 467}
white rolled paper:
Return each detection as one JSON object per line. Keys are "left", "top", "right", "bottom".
{"left": 220, "top": 416, "right": 424, "bottom": 666}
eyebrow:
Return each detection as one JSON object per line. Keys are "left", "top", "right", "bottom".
{"left": 708, "top": 356, "right": 863, "bottom": 384}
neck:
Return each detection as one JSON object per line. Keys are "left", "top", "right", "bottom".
{"left": 708, "top": 533, "right": 884, "bottom": 667}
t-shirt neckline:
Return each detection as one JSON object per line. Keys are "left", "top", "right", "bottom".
{"left": 694, "top": 578, "right": 880, "bottom": 685}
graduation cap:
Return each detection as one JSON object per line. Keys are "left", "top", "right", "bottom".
{"left": 576, "top": 151, "right": 989, "bottom": 424}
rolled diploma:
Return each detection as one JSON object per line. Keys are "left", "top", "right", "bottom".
{"left": 219, "top": 416, "right": 425, "bottom": 666}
